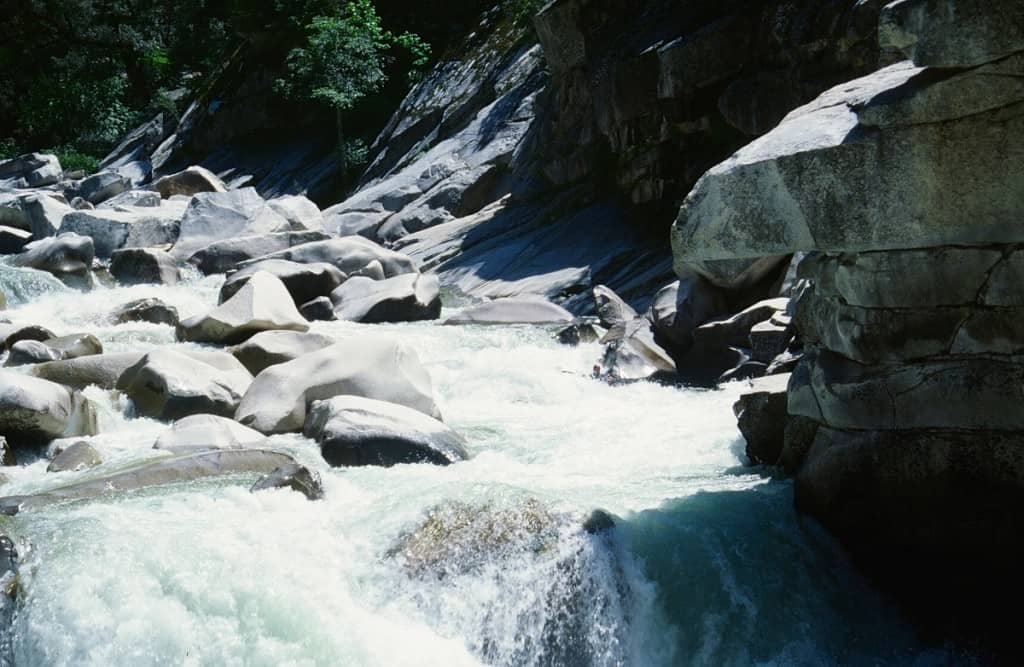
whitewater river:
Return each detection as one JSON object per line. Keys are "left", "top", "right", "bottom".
{"left": 0, "top": 264, "right": 952, "bottom": 665}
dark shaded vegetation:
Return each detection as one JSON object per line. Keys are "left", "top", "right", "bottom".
{"left": 0, "top": 0, "right": 529, "bottom": 167}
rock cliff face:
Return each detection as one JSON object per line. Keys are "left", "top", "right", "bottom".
{"left": 133, "top": 1, "right": 887, "bottom": 312}
{"left": 673, "top": 0, "right": 1024, "bottom": 642}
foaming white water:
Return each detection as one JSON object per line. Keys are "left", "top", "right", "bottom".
{"left": 0, "top": 273, "right": 942, "bottom": 665}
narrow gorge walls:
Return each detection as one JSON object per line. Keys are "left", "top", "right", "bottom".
{"left": 672, "top": 0, "right": 1024, "bottom": 642}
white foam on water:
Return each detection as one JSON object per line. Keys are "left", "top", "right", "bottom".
{"left": 0, "top": 272, "right": 946, "bottom": 665}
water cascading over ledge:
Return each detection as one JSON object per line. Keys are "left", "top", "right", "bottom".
{"left": 671, "top": 0, "right": 1024, "bottom": 639}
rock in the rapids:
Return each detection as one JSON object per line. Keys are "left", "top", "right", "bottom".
{"left": 0, "top": 226, "right": 32, "bottom": 254}
{"left": 12, "top": 233, "right": 94, "bottom": 288}
{"left": 250, "top": 463, "right": 324, "bottom": 500}
{"left": 330, "top": 273, "right": 441, "bottom": 323}
{"left": 305, "top": 396, "right": 468, "bottom": 468}
{"left": 0, "top": 437, "right": 12, "bottom": 466}
{"left": 0, "top": 324, "right": 56, "bottom": 352}
{"left": 44, "top": 333, "right": 103, "bottom": 360}
{"left": 733, "top": 373, "right": 790, "bottom": 466}
{"left": 268, "top": 195, "right": 325, "bottom": 232}
{"left": 31, "top": 352, "right": 146, "bottom": 390}
{"left": 749, "top": 318, "right": 792, "bottom": 363}
{"left": 47, "top": 441, "right": 102, "bottom": 472}
{"left": 648, "top": 275, "right": 729, "bottom": 357}
{"left": 691, "top": 298, "right": 788, "bottom": 351}
{"left": 593, "top": 285, "right": 638, "bottom": 329}
{"left": 228, "top": 330, "right": 335, "bottom": 376}
{"left": 177, "top": 271, "right": 309, "bottom": 344}
{"left": 0, "top": 533, "right": 17, "bottom": 631}
{"left": 152, "top": 165, "right": 228, "bottom": 198}
{"left": 599, "top": 317, "right": 677, "bottom": 382}
{"left": 219, "top": 259, "right": 345, "bottom": 306}
{"left": 0, "top": 153, "right": 61, "bottom": 188}
{"left": 555, "top": 322, "right": 603, "bottom": 346}
{"left": 299, "top": 297, "right": 335, "bottom": 322}
{"left": 0, "top": 370, "right": 97, "bottom": 442}
{"left": 389, "top": 499, "right": 559, "bottom": 577}
{"left": 5, "top": 340, "right": 62, "bottom": 367}
{"left": 58, "top": 202, "right": 185, "bottom": 258}
{"left": 170, "top": 188, "right": 291, "bottom": 262}
{"left": 110, "top": 248, "right": 181, "bottom": 285}
{"left": 0, "top": 449, "right": 298, "bottom": 514}
{"left": 236, "top": 339, "right": 441, "bottom": 434}
{"left": 111, "top": 298, "right": 179, "bottom": 327}
{"left": 153, "top": 414, "right": 269, "bottom": 453}
{"left": 240, "top": 236, "right": 417, "bottom": 278}
{"left": 76, "top": 171, "right": 130, "bottom": 205}
{"left": 116, "top": 348, "right": 252, "bottom": 420}
{"left": 443, "top": 297, "right": 574, "bottom": 326}
{"left": 189, "top": 230, "right": 330, "bottom": 275}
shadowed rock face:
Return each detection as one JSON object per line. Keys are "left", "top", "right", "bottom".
{"left": 676, "top": 0, "right": 1024, "bottom": 647}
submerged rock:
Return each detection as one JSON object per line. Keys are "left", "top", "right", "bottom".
{"left": 0, "top": 449, "right": 298, "bottom": 514}
{"left": 305, "top": 396, "right": 468, "bottom": 467}
{"left": 389, "top": 499, "right": 560, "bottom": 578}
{"left": 47, "top": 441, "right": 102, "bottom": 472}
{"left": 250, "top": 463, "right": 324, "bottom": 500}
{"left": 111, "top": 298, "right": 179, "bottom": 326}
{"left": 236, "top": 339, "right": 441, "bottom": 434}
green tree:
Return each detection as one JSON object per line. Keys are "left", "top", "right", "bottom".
{"left": 275, "top": 0, "right": 429, "bottom": 168}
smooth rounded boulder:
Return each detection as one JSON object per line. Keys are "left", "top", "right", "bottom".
{"left": 110, "top": 248, "right": 181, "bottom": 286}
{"left": 177, "top": 271, "right": 309, "bottom": 344}
{"left": 5, "top": 340, "right": 62, "bottom": 367}
{"left": 218, "top": 259, "right": 346, "bottom": 307}
{"left": 443, "top": 296, "right": 574, "bottom": 325}
{"left": 12, "top": 233, "right": 94, "bottom": 289}
{"left": 47, "top": 441, "right": 102, "bottom": 472}
{"left": 153, "top": 414, "right": 269, "bottom": 453}
{"left": 170, "top": 188, "right": 290, "bottom": 262}
{"left": 0, "top": 370, "right": 98, "bottom": 442}
{"left": 228, "top": 330, "right": 335, "bottom": 375}
{"left": 235, "top": 338, "right": 441, "bottom": 434}
{"left": 330, "top": 273, "right": 442, "bottom": 323}
{"left": 116, "top": 349, "right": 253, "bottom": 420}
{"left": 268, "top": 195, "right": 324, "bottom": 232}
{"left": 305, "top": 396, "right": 468, "bottom": 467}
{"left": 43, "top": 333, "right": 103, "bottom": 360}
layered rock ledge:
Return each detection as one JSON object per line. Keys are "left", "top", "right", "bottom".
{"left": 672, "top": 0, "right": 1024, "bottom": 644}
